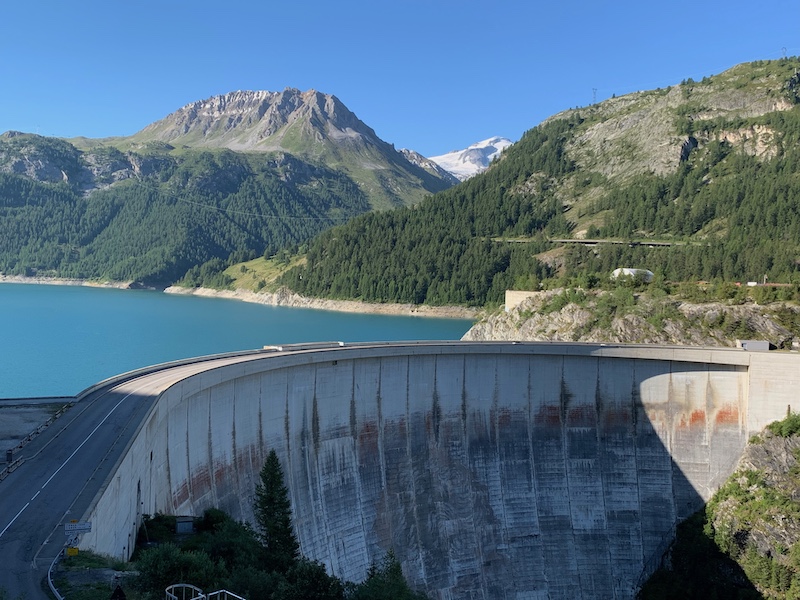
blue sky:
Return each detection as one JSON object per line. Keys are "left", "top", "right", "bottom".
{"left": 1, "top": 1, "right": 798, "bottom": 157}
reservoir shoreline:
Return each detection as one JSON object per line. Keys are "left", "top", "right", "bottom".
{"left": 0, "top": 275, "right": 480, "bottom": 321}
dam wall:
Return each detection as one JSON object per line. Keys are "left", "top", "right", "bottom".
{"left": 79, "top": 343, "right": 800, "bottom": 599}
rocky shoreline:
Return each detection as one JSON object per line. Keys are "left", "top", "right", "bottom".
{"left": 163, "top": 285, "right": 481, "bottom": 320}
{"left": 0, "top": 275, "right": 480, "bottom": 321}
{"left": 0, "top": 274, "right": 133, "bottom": 289}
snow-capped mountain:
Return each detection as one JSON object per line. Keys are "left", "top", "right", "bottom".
{"left": 429, "top": 136, "right": 513, "bottom": 181}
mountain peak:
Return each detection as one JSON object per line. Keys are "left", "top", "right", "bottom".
{"left": 127, "top": 88, "right": 456, "bottom": 208}
{"left": 132, "top": 88, "right": 373, "bottom": 153}
{"left": 429, "top": 136, "right": 513, "bottom": 181}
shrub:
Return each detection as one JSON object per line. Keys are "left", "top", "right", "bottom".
{"left": 767, "top": 412, "right": 800, "bottom": 437}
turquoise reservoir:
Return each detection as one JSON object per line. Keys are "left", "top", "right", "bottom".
{"left": 0, "top": 283, "right": 472, "bottom": 397}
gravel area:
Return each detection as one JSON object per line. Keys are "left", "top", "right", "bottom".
{"left": 0, "top": 400, "right": 71, "bottom": 461}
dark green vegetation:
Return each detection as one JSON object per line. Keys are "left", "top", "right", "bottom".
{"left": 0, "top": 137, "right": 370, "bottom": 286}
{"left": 281, "top": 58, "right": 800, "bottom": 306}
{"left": 129, "top": 450, "right": 427, "bottom": 600}
{"left": 640, "top": 412, "right": 800, "bottom": 599}
{"left": 254, "top": 449, "right": 300, "bottom": 571}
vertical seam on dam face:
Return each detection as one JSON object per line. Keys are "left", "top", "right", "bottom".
{"left": 79, "top": 345, "right": 800, "bottom": 600}
{"left": 594, "top": 356, "right": 613, "bottom": 596}
{"left": 629, "top": 360, "right": 645, "bottom": 589}
{"left": 231, "top": 383, "right": 240, "bottom": 518}
{"left": 408, "top": 355, "right": 425, "bottom": 586}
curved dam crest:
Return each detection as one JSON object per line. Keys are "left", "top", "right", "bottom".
{"left": 79, "top": 343, "right": 799, "bottom": 599}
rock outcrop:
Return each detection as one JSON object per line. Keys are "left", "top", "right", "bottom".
{"left": 462, "top": 289, "right": 798, "bottom": 348}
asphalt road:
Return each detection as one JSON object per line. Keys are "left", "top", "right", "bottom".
{"left": 0, "top": 353, "right": 267, "bottom": 600}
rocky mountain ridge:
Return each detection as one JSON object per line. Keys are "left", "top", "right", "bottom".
{"left": 133, "top": 89, "right": 374, "bottom": 153}
{"left": 398, "top": 148, "right": 460, "bottom": 185}
{"left": 1, "top": 88, "right": 457, "bottom": 210}
{"left": 127, "top": 88, "right": 456, "bottom": 209}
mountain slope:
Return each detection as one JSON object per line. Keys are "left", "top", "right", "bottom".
{"left": 399, "top": 148, "right": 460, "bottom": 185}
{"left": 279, "top": 58, "right": 800, "bottom": 307}
{"left": 0, "top": 135, "right": 371, "bottom": 285}
{"left": 126, "top": 88, "right": 454, "bottom": 209}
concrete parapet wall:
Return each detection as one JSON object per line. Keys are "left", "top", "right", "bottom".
{"left": 79, "top": 343, "right": 800, "bottom": 599}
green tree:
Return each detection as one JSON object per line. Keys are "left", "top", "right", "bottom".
{"left": 275, "top": 558, "right": 345, "bottom": 600}
{"left": 348, "top": 550, "right": 428, "bottom": 600}
{"left": 255, "top": 449, "right": 300, "bottom": 571}
{"left": 181, "top": 508, "right": 263, "bottom": 573}
{"left": 135, "top": 543, "right": 222, "bottom": 597}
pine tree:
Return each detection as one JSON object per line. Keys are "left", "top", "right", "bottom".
{"left": 350, "top": 550, "right": 428, "bottom": 599}
{"left": 254, "top": 449, "right": 300, "bottom": 571}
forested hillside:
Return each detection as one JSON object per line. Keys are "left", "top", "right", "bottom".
{"left": 280, "top": 59, "right": 800, "bottom": 306}
{"left": 0, "top": 88, "right": 458, "bottom": 287}
{"left": 0, "top": 140, "right": 369, "bottom": 285}
{"left": 278, "top": 121, "right": 571, "bottom": 304}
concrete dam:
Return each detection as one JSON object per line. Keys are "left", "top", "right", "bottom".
{"left": 78, "top": 342, "right": 800, "bottom": 599}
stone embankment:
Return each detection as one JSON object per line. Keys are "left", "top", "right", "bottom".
{"left": 0, "top": 275, "right": 132, "bottom": 289}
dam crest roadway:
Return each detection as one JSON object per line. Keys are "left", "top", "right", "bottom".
{"left": 1, "top": 341, "right": 798, "bottom": 599}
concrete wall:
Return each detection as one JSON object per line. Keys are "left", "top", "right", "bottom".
{"left": 79, "top": 343, "right": 800, "bottom": 599}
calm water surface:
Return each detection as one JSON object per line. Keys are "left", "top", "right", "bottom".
{"left": 0, "top": 283, "right": 472, "bottom": 398}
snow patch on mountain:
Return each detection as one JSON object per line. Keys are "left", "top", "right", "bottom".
{"left": 429, "top": 136, "right": 513, "bottom": 181}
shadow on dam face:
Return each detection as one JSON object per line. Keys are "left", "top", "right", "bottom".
{"left": 84, "top": 348, "right": 759, "bottom": 599}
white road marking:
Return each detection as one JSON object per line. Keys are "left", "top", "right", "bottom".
{"left": 0, "top": 371, "right": 176, "bottom": 540}
{"left": 41, "top": 372, "right": 174, "bottom": 489}
{"left": 0, "top": 354, "right": 264, "bottom": 542}
{"left": 0, "top": 503, "right": 29, "bottom": 538}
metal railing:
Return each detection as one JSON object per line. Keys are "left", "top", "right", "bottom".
{"left": 166, "top": 584, "right": 246, "bottom": 600}
{"left": 166, "top": 583, "right": 205, "bottom": 600}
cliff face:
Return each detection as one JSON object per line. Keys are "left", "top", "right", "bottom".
{"left": 462, "top": 289, "right": 799, "bottom": 348}
{"left": 547, "top": 62, "right": 796, "bottom": 184}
